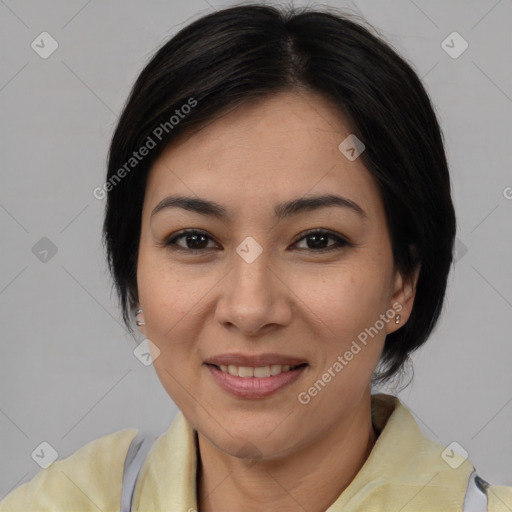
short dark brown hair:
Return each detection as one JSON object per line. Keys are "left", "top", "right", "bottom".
{"left": 103, "top": 3, "right": 456, "bottom": 385}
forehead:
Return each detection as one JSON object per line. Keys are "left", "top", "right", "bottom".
{"left": 143, "top": 91, "right": 382, "bottom": 220}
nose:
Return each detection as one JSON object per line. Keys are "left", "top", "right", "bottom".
{"left": 215, "top": 245, "right": 293, "bottom": 336}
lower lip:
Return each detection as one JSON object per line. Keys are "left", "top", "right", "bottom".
{"left": 205, "top": 364, "right": 307, "bottom": 399}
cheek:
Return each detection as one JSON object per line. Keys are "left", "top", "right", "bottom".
{"left": 136, "top": 251, "right": 219, "bottom": 397}
{"left": 291, "top": 262, "right": 391, "bottom": 338}
{"left": 137, "top": 256, "right": 206, "bottom": 407}
{"left": 137, "top": 249, "right": 208, "bottom": 333}
{"left": 291, "top": 265, "right": 390, "bottom": 417}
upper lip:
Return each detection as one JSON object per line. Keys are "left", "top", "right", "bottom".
{"left": 204, "top": 353, "right": 308, "bottom": 367}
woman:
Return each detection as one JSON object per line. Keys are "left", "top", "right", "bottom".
{"left": 1, "top": 3, "right": 510, "bottom": 511}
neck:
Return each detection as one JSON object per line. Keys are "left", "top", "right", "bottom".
{"left": 197, "top": 393, "right": 378, "bottom": 512}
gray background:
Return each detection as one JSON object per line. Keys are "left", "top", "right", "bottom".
{"left": 1, "top": 0, "right": 511, "bottom": 497}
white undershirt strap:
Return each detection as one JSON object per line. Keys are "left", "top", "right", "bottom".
{"left": 120, "top": 431, "right": 156, "bottom": 512}
{"left": 463, "top": 469, "right": 489, "bottom": 512}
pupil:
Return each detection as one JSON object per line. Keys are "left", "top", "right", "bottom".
{"left": 308, "top": 234, "right": 327, "bottom": 249}
{"left": 188, "top": 233, "right": 207, "bottom": 249}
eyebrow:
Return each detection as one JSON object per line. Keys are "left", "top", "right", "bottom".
{"left": 150, "top": 193, "right": 367, "bottom": 221}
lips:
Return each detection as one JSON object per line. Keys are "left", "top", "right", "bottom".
{"left": 206, "top": 364, "right": 307, "bottom": 399}
{"left": 204, "top": 353, "right": 308, "bottom": 399}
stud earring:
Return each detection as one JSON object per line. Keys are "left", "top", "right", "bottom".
{"left": 395, "top": 314, "right": 401, "bottom": 324}
{"left": 136, "top": 308, "right": 145, "bottom": 326}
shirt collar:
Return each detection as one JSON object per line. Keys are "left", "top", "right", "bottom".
{"left": 135, "top": 393, "right": 472, "bottom": 511}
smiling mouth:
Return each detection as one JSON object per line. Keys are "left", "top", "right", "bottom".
{"left": 206, "top": 363, "right": 308, "bottom": 378}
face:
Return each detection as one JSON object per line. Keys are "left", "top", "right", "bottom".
{"left": 136, "top": 90, "right": 416, "bottom": 461}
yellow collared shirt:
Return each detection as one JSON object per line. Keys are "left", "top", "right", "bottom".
{"left": 1, "top": 393, "right": 511, "bottom": 511}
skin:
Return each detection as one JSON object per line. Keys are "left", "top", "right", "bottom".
{"left": 136, "top": 90, "right": 419, "bottom": 512}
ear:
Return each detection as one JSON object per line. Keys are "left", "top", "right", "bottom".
{"left": 385, "top": 263, "right": 420, "bottom": 335}
{"left": 136, "top": 307, "right": 146, "bottom": 336}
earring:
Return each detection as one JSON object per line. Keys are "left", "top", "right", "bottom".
{"left": 136, "top": 308, "right": 145, "bottom": 326}
{"left": 395, "top": 314, "right": 401, "bottom": 324}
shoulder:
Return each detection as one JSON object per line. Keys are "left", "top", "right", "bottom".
{"left": 0, "top": 428, "right": 138, "bottom": 512}
{"left": 368, "top": 394, "right": 490, "bottom": 508}
{"left": 487, "top": 484, "right": 512, "bottom": 511}
{"left": 377, "top": 395, "right": 512, "bottom": 510}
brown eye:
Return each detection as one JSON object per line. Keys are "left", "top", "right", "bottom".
{"left": 294, "top": 230, "right": 350, "bottom": 252}
{"left": 165, "top": 229, "right": 218, "bottom": 251}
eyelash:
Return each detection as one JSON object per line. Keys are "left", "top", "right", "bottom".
{"left": 162, "top": 228, "right": 350, "bottom": 254}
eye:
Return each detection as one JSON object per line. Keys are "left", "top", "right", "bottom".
{"left": 164, "top": 229, "right": 219, "bottom": 252}
{"left": 293, "top": 229, "right": 350, "bottom": 253}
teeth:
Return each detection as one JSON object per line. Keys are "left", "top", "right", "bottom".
{"left": 238, "top": 366, "right": 254, "bottom": 377}
{"left": 254, "top": 366, "right": 270, "bottom": 378}
{"left": 217, "top": 364, "right": 298, "bottom": 377}
{"left": 270, "top": 364, "right": 282, "bottom": 376}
